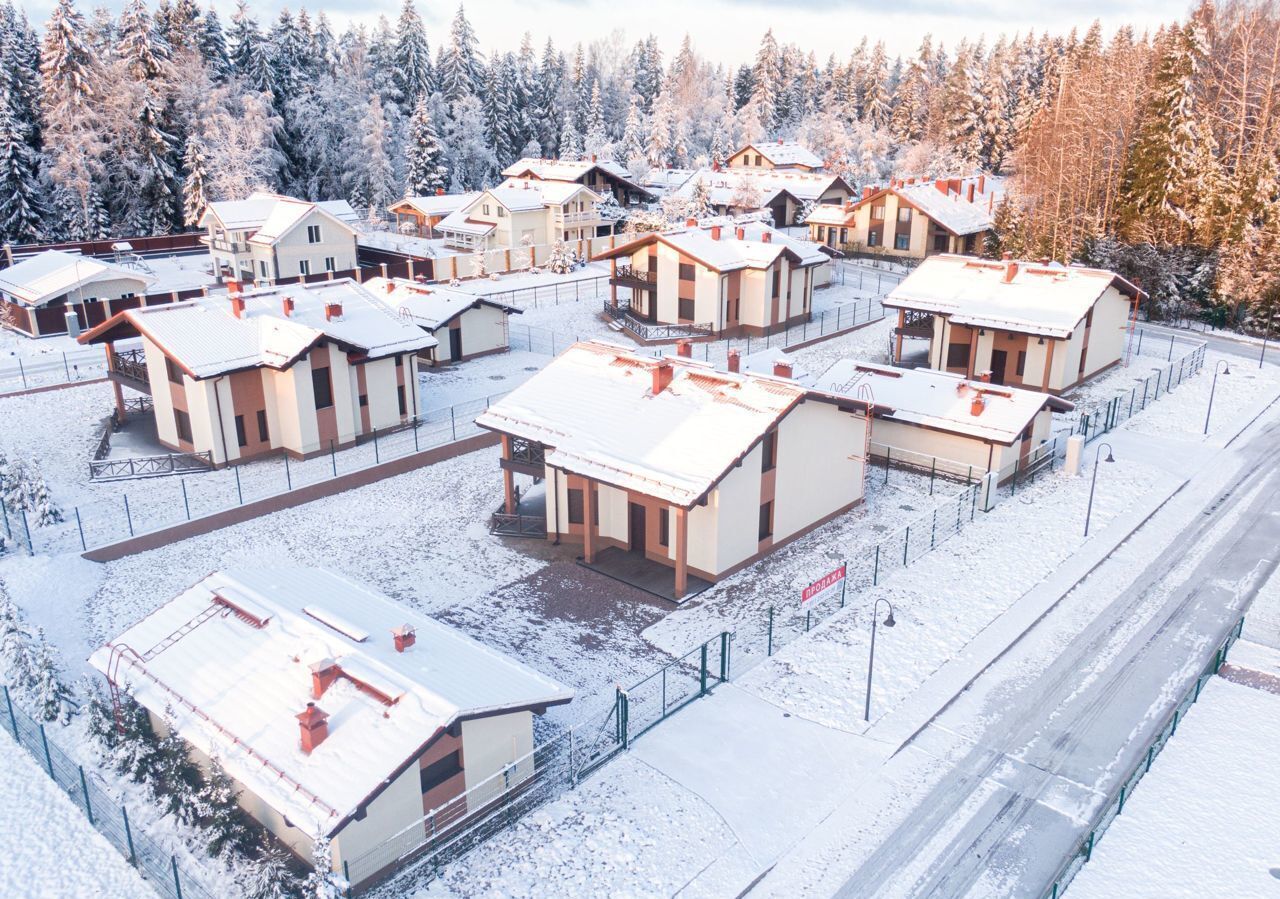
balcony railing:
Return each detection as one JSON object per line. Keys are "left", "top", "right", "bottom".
{"left": 556, "top": 210, "right": 599, "bottom": 225}
{"left": 610, "top": 265, "right": 658, "bottom": 291}
{"left": 602, "top": 301, "right": 713, "bottom": 341}
{"left": 202, "top": 236, "right": 250, "bottom": 254}
{"left": 893, "top": 310, "right": 935, "bottom": 340}
{"left": 509, "top": 437, "right": 546, "bottom": 467}
{"left": 110, "top": 349, "right": 150, "bottom": 389}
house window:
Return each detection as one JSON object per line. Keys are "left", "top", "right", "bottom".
{"left": 771, "top": 268, "right": 781, "bottom": 298}
{"left": 299, "top": 259, "right": 311, "bottom": 275}
{"left": 165, "top": 356, "right": 183, "bottom": 385}
{"left": 946, "top": 342, "right": 970, "bottom": 369}
{"left": 840, "top": 228, "right": 848, "bottom": 244}
{"left": 678, "top": 263, "right": 696, "bottom": 281}
{"left": 678, "top": 298, "right": 695, "bottom": 320}
{"left": 259, "top": 260, "right": 268, "bottom": 278}
{"left": 359, "top": 394, "right": 368, "bottom": 407}
{"left": 307, "top": 225, "right": 321, "bottom": 244}
{"left": 871, "top": 206, "right": 886, "bottom": 221}
{"left": 256, "top": 410, "right": 269, "bottom": 442}
{"left": 324, "top": 257, "right": 336, "bottom": 272}
{"left": 567, "top": 488, "right": 584, "bottom": 525}
{"left": 311, "top": 366, "right": 333, "bottom": 410}
{"left": 497, "top": 207, "right": 507, "bottom": 217}
{"left": 234, "top": 414, "right": 247, "bottom": 447}
{"left": 1016, "top": 351, "right": 1027, "bottom": 377}
{"left": 482, "top": 204, "right": 491, "bottom": 215}
{"left": 658, "top": 508, "right": 669, "bottom": 547}
{"left": 420, "top": 750, "right": 463, "bottom": 794}
{"left": 761, "top": 431, "right": 776, "bottom": 472}
{"left": 894, "top": 233, "right": 911, "bottom": 251}
{"left": 397, "top": 385, "right": 407, "bottom": 416}
{"left": 898, "top": 207, "right": 912, "bottom": 223}
{"left": 758, "top": 501, "right": 773, "bottom": 540}
{"left": 867, "top": 231, "right": 880, "bottom": 247}
{"left": 174, "top": 409, "right": 193, "bottom": 444}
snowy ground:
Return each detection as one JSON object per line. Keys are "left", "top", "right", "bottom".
{"left": 418, "top": 349, "right": 548, "bottom": 411}
{"left": 1067, "top": 677, "right": 1280, "bottom": 899}
{"left": 0, "top": 727, "right": 154, "bottom": 898}
{"left": 133, "top": 252, "right": 219, "bottom": 293}
{"left": 1243, "top": 563, "right": 1280, "bottom": 651}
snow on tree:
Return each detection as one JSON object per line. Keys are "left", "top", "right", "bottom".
{"left": 196, "top": 6, "right": 232, "bottom": 80}
{"left": 0, "top": 588, "right": 34, "bottom": 690}
{"left": 306, "top": 836, "right": 340, "bottom": 899}
{"left": 583, "top": 80, "right": 608, "bottom": 160}
{"left": 393, "top": 0, "right": 432, "bottom": 109}
{"left": 646, "top": 94, "right": 672, "bottom": 168}
{"left": 153, "top": 705, "right": 205, "bottom": 825}
{"left": 405, "top": 97, "right": 447, "bottom": 196}
{"left": 545, "top": 240, "right": 575, "bottom": 274}
{"left": 750, "top": 29, "right": 781, "bottom": 133}
{"left": 481, "top": 61, "right": 514, "bottom": 166}
{"left": 0, "top": 87, "right": 43, "bottom": 243}
{"left": 558, "top": 117, "right": 583, "bottom": 161}
{"left": 182, "top": 137, "right": 210, "bottom": 227}
{"left": 28, "top": 627, "right": 72, "bottom": 723}
{"left": 437, "top": 4, "right": 482, "bottom": 106}
{"left": 729, "top": 177, "right": 764, "bottom": 214}
{"left": 236, "top": 834, "right": 305, "bottom": 899}
{"left": 709, "top": 124, "right": 728, "bottom": 169}
{"left": 469, "top": 251, "right": 486, "bottom": 278}
{"left": 441, "top": 95, "right": 497, "bottom": 189}
{"left": 359, "top": 94, "right": 397, "bottom": 222}
{"left": 109, "top": 690, "right": 163, "bottom": 785}
{"left": 618, "top": 94, "right": 646, "bottom": 173}
{"left": 116, "top": 0, "right": 169, "bottom": 82}
{"left": 685, "top": 178, "right": 713, "bottom": 220}
{"left": 195, "top": 756, "right": 252, "bottom": 857}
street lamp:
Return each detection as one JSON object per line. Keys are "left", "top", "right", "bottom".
{"left": 864, "top": 598, "right": 896, "bottom": 722}
{"left": 1083, "top": 442, "right": 1115, "bottom": 537}
{"left": 1203, "top": 360, "right": 1231, "bottom": 435}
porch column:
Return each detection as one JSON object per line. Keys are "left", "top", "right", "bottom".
{"left": 500, "top": 435, "right": 516, "bottom": 515}
{"left": 674, "top": 506, "right": 689, "bottom": 600}
{"left": 894, "top": 310, "right": 905, "bottom": 362}
{"left": 105, "top": 340, "right": 127, "bottom": 421}
{"left": 610, "top": 258, "right": 618, "bottom": 308}
{"left": 583, "top": 479, "right": 597, "bottom": 564}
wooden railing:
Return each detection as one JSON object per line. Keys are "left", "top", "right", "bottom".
{"left": 110, "top": 348, "right": 149, "bottom": 386}
{"left": 489, "top": 507, "right": 547, "bottom": 537}
{"left": 601, "top": 301, "right": 713, "bottom": 341}
{"left": 89, "top": 451, "right": 214, "bottom": 481}
{"left": 610, "top": 265, "right": 658, "bottom": 290}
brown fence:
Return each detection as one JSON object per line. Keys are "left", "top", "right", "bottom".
{"left": 1, "top": 232, "right": 205, "bottom": 266}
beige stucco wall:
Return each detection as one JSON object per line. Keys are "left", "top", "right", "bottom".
{"left": 330, "top": 756, "right": 428, "bottom": 877}
{"left": 459, "top": 306, "right": 510, "bottom": 358}
{"left": 870, "top": 418, "right": 1000, "bottom": 476}
{"left": 1081, "top": 287, "right": 1133, "bottom": 381}
{"left": 65, "top": 275, "right": 151, "bottom": 304}
{"left": 142, "top": 337, "right": 179, "bottom": 447}
{"left": 461, "top": 711, "right": 536, "bottom": 796}
{"left": 772, "top": 401, "right": 865, "bottom": 542}
{"left": 270, "top": 210, "right": 358, "bottom": 279}
{"left": 707, "top": 443, "right": 766, "bottom": 575}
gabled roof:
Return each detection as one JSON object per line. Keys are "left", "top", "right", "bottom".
{"left": 813, "top": 175, "right": 1005, "bottom": 236}
{"left": 247, "top": 200, "right": 355, "bottom": 248}
{"left": 594, "top": 221, "right": 828, "bottom": 273}
{"left": 475, "top": 340, "right": 870, "bottom": 508}
{"left": 78, "top": 279, "right": 436, "bottom": 378}
{"left": 500, "top": 157, "right": 653, "bottom": 198}
{"left": 88, "top": 568, "right": 572, "bottom": 839}
{"left": 364, "top": 276, "right": 521, "bottom": 331}
{"left": 883, "top": 255, "right": 1146, "bottom": 339}
{"left": 674, "top": 169, "right": 852, "bottom": 207}
{"left": 814, "top": 359, "right": 1073, "bottom": 446}
{"left": 389, "top": 193, "right": 480, "bottom": 218}
{"left": 0, "top": 251, "right": 155, "bottom": 307}
{"left": 734, "top": 141, "right": 823, "bottom": 169}
{"left": 200, "top": 192, "right": 359, "bottom": 236}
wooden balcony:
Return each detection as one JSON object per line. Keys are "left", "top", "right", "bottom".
{"left": 610, "top": 265, "right": 658, "bottom": 291}
{"left": 109, "top": 348, "right": 151, "bottom": 394}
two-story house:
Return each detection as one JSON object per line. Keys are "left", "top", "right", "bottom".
{"left": 807, "top": 175, "right": 1003, "bottom": 259}
{"left": 200, "top": 193, "right": 360, "bottom": 283}
{"left": 883, "top": 254, "right": 1145, "bottom": 392}
{"left": 78, "top": 279, "right": 435, "bottom": 465}
{"left": 436, "top": 178, "right": 609, "bottom": 252}
{"left": 385, "top": 192, "right": 479, "bottom": 238}
{"left": 500, "top": 157, "right": 654, "bottom": 207}
{"left": 596, "top": 220, "right": 829, "bottom": 336}
{"left": 673, "top": 169, "right": 852, "bottom": 227}
{"left": 726, "top": 140, "right": 824, "bottom": 172}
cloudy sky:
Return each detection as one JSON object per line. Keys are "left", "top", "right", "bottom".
{"left": 24, "top": 0, "right": 1192, "bottom": 62}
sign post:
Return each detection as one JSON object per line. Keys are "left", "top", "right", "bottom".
{"left": 801, "top": 565, "right": 847, "bottom": 612}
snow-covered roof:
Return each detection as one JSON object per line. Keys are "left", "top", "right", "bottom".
{"left": 79, "top": 279, "right": 436, "bottom": 378}
{"left": 884, "top": 255, "right": 1145, "bottom": 339}
{"left": 390, "top": 192, "right": 480, "bottom": 218}
{"left": 895, "top": 179, "right": 1000, "bottom": 236}
{"left": 246, "top": 200, "right": 354, "bottom": 248}
{"left": 492, "top": 178, "right": 601, "bottom": 210}
{"left": 596, "top": 221, "right": 828, "bottom": 273}
{"left": 201, "top": 192, "right": 359, "bottom": 236}
{"left": 675, "top": 168, "right": 851, "bottom": 207}
{"left": 734, "top": 141, "right": 824, "bottom": 169}
{"left": 435, "top": 207, "right": 497, "bottom": 236}
{"left": 0, "top": 251, "right": 156, "bottom": 307}
{"left": 363, "top": 277, "right": 520, "bottom": 331}
{"left": 803, "top": 204, "right": 850, "bottom": 227}
{"left": 476, "top": 340, "right": 863, "bottom": 507}
{"left": 501, "top": 157, "right": 639, "bottom": 187}
{"left": 641, "top": 168, "right": 698, "bottom": 194}
{"left": 88, "top": 568, "right": 572, "bottom": 839}
{"left": 814, "top": 359, "right": 1073, "bottom": 445}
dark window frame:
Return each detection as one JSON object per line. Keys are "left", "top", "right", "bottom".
{"left": 678, "top": 297, "right": 695, "bottom": 321}
{"left": 256, "top": 409, "right": 269, "bottom": 442}
{"left": 307, "top": 224, "right": 322, "bottom": 244}
{"left": 658, "top": 508, "right": 669, "bottom": 547}
{"left": 761, "top": 431, "right": 777, "bottom": 472}
{"left": 420, "top": 750, "right": 463, "bottom": 794}
{"left": 567, "top": 488, "right": 584, "bottom": 525}
{"left": 174, "top": 409, "right": 193, "bottom": 444}
{"left": 312, "top": 366, "right": 334, "bottom": 410}
{"left": 946, "top": 342, "right": 970, "bottom": 369}
{"left": 1016, "top": 350, "right": 1027, "bottom": 377}
{"left": 234, "top": 414, "right": 247, "bottom": 448}
{"left": 165, "top": 356, "right": 183, "bottom": 385}
{"left": 678, "top": 262, "right": 696, "bottom": 281}
{"left": 758, "top": 501, "right": 773, "bottom": 541}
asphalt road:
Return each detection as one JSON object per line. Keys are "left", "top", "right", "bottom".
{"left": 834, "top": 414, "right": 1280, "bottom": 898}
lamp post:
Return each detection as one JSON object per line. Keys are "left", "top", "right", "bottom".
{"left": 1203, "top": 360, "right": 1231, "bottom": 435}
{"left": 864, "top": 598, "right": 896, "bottom": 722}
{"left": 1083, "top": 442, "right": 1115, "bottom": 537}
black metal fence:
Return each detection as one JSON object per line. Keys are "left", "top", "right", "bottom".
{"left": 1, "top": 686, "right": 219, "bottom": 899}
{"left": 1072, "top": 336, "right": 1208, "bottom": 444}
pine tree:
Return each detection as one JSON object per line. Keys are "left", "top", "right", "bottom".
{"left": 306, "top": 836, "right": 340, "bottom": 899}
{"left": 583, "top": 80, "right": 608, "bottom": 160}
{"left": 750, "top": 30, "right": 781, "bottom": 133}
{"left": 117, "top": 0, "right": 169, "bottom": 81}
{"left": 182, "top": 137, "right": 210, "bottom": 227}
{"left": 132, "top": 91, "right": 180, "bottom": 234}
{"left": 558, "top": 117, "right": 583, "bottom": 161}
{"left": 0, "top": 588, "right": 33, "bottom": 691}
{"left": 618, "top": 94, "right": 646, "bottom": 171}
{"left": 481, "top": 62, "right": 513, "bottom": 166}
{"left": 153, "top": 706, "right": 203, "bottom": 825}
{"left": 197, "top": 5, "right": 232, "bottom": 80}
{"left": 393, "top": 0, "right": 432, "bottom": 110}
{"left": 686, "top": 178, "right": 712, "bottom": 220}
{"left": 359, "top": 94, "right": 397, "bottom": 222}
{"left": 709, "top": 124, "right": 728, "bottom": 169}
{"left": 533, "top": 39, "right": 563, "bottom": 156}
{"left": 238, "top": 834, "right": 304, "bottom": 899}
{"left": 437, "top": 4, "right": 482, "bottom": 106}
{"left": 646, "top": 95, "right": 671, "bottom": 168}
{"left": 195, "top": 757, "right": 251, "bottom": 857}
{"left": 405, "top": 97, "right": 447, "bottom": 196}
{"left": 545, "top": 240, "right": 576, "bottom": 274}
{"left": 28, "top": 627, "right": 71, "bottom": 723}
{"left": 0, "top": 88, "right": 42, "bottom": 243}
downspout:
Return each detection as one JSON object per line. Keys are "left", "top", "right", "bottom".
{"left": 551, "top": 467, "right": 561, "bottom": 545}
{"left": 213, "top": 375, "right": 232, "bottom": 466}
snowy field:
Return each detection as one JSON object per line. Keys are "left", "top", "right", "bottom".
{"left": 0, "top": 727, "right": 154, "bottom": 898}
{"left": 1067, "top": 677, "right": 1280, "bottom": 899}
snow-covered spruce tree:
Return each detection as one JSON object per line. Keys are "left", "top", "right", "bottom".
{"left": 153, "top": 705, "right": 205, "bottom": 825}
{"left": 393, "top": 0, "right": 432, "bottom": 110}
{"left": 558, "top": 117, "right": 583, "bottom": 161}
{"left": 545, "top": 240, "right": 575, "bottom": 274}
{"left": 28, "top": 626, "right": 72, "bottom": 723}
{"left": 305, "top": 835, "right": 340, "bottom": 899}
{"left": 618, "top": 94, "right": 646, "bottom": 171}
{"left": 0, "top": 87, "right": 42, "bottom": 244}
{"left": 182, "top": 137, "right": 210, "bottom": 228}
{"left": 685, "top": 178, "right": 713, "bottom": 221}
{"left": 709, "top": 124, "right": 728, "bottom": 169}
{"left": 82, "top": 676, "right": 120, "bottom": 752}
{"left": 195, "top": 756, "right": 252, "bottom": 857}
{"left": 109, "top": 690, "right": 163, "bottom": 784}
{"left": 359, "top": 94, "right": 397, "bottom": 223}
{"left": 437, "top": 4, "right": 482, "bottom": 107}
{"left": 405, "top": 97, "right": 447, "bottom": 196}
{"left": 197, "top": 5, "right": 232, "bottom": 81}
{"left": 0, "top": 586, "right": 33, "bottom": 688}
{"left": 481, "top": 62, "right": 514, "bottom": 166}
{"left": 583, "top": 80, "right": 608, "bottom": 160}
{"left": 237, "top": 833, "right": 305, "bottom": 899}
{"left": 470, "top": 251, "right": 486, "bottom": 278}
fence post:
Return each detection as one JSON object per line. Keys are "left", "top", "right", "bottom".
{"left": 1167, "top": 333, "right": 1175, "bottom": 361}
{"left": 929, "top": 456, "right": 936, "bottom": 495}
{"left": 330, "top": 440, "right": 337, "bottom": 477}
{"left": 1145, "top": 745, "right": 1155, "bottom": 773}
{"left": 234, "top": 466, "right": 243, "bottom": 505}
{"left": 413, "top": 417, "right": 421, "bottom": 452}
{"left": 873, "top": 545, "right": 880, "bottom": 585}
{"left": 284, "top": 453, "right": 292, "bottom": 491}
{"left": 18, "top": 358, "right": 25, "bottom": 388}
{"left": 373, "top": 427, "right": 380, "bottom": 464}
{"left": 805, "top": 609, "right": 812, "bottom": 632}
{"left": 885, "top": 446, "right": 891, "bottom": 484}
{"left": 719, "top": 632, "right": 729, "bottom": 681}
{"left": 39, "top": 724, "right": 54, "bottom": 776}
{"left": 903, "top": 526, "right": 910, "bottom": 565}
{"left": 1117, "top": 784, "right": 1127, "bottom": 814}
{"left": 700, "top": 642, "right": 709, "bottom": 697}
{"left": 181, "top": 479, "right": 191, "bottom": 520}
{"left": 21, "top": 509, "right": 32, "bottom": 555}
{"left": 75, "top": 507, "right": 86, "bottom": 551}
{"left": 767, "top": 606, "right": 774, "bottom": 656}
{"left": 450, "top": 407, "right": 457, "bottom": 442}
{"left": 122, "top": 806, "right": 136, "bottom": 865}
{"left": 1084, "top": 831, "right": 1096, "bottom": 862}
{"left": 63, "top": 352, "right": 71, "bottom": 381}
{"left": 79, "top": 765, "right": 94, "bottom": 825}
{"left": 3, "top": 686, "right": 17, "bottom": 738}
{"left": 172, "top": 855, "right": 184, "bottom": 899}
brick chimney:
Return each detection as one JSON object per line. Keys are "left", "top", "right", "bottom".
{"left": 761, "top": 231, "right": 772, "bottom": 244}
{"left": 324, "top": 301, "right": 343, "bottom": 322}
{"left": 591, "top": 153, "right": 598, "bottom": 162}
{"left": 436, "top": 187, "right": 445, "bottom": 196}
{"left": 230, "top": 295, "right": 245, "bottom": 319}
{"left": 970, "top": 394, "right": 985, "bottom": 416}
{"left": 966, "top": 183, "right": 975, "bottom": 203}
{"left": 773, "top": 359, "right": 793, "bottom": 379}
{"left": 727, "top": 349, "right": 741, "bottom": 373}
{"left": 1003, "top": 261, "right": 1019, "bottom": 283}
{"left": 652, "top": 360, "right": 674, "bottom": 395}
{"left": 281, "top": 296, "right": 295, "bottom": 317}
{"left": 862, "top": 185, "right": 875, "bottom": 200}
{"left": 385, "top": 280, "right": 395, "bottom": 294}
{"left": 676, "top": 339, "right": 692, "bottom": 358}
{"left": 311, "top": 659, "right": 339, "bottom": 699}
{"left": 393, "top": 624, "right": 416, "bottom": 653}
{"left": 978, "top": 370, "right": 992, "bottom": 383}
{"left": 297, "top": 702, "right": 329, "bottom": 754}
{"left": 777, "top": 138, "right": 783, "bottom": 145}
{"left": 686, "top": 217, "right": 698, "bottom": 227}
{"left": 934, "top": 179, "right": 948, "bottom": 195}
{"left": 710, "top": 225, "right": 722, "bottom": 240}
{"left": 735, "top": 226, "right": 746, "bottom": 240}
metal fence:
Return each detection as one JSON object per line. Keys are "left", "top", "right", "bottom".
{"left": 477, "top": 275, "right": 610, "bottom": 309}
{"left": 1, "top": 686, "right": 219, "bottom": 899}
{"left": 18, "top": 393, "right": 510, "bottom": 556}
{"left": 0, "top": 345, "right": 108, "bottom": 395}
{"left": 1036, "top": 616, "right": 1245, "bottom": 899}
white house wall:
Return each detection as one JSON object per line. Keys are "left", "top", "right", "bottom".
{"left": 772, "top": 402, "right": 865, "bottom": 542}
{"left": 459, "top": 306, "right": 509, "bottom": 357}
{"left": 871, "top": 417, "right": 1001, "bottom": 475}
{"left": 330, "top": 759, "right": 427, "bottom": 878}
{"left": 142, "top": 337, "right": 179, "bottom": 447}
{"left": 362, "top": 358, "right": 401, "bottom": 429}
{"left": 461, "top": 711, "right": 536, "bottom": 796}
{"left": 709, "top": 444, "right": 765, "bottom": 574}
{"left": 1082, "top": 287, "right": 1132, "bottom": 380}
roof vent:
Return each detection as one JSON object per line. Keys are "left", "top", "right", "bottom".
{"left": 676, "top": 339, "right": 692, "bottom": 358}
{"left": 761, "top": 231, "right": 772, "bottom": 244}
{"left": 324, "top": 301, "right": 343, "bottom": 322}
{"left": 393, "top": 625, "right": 416, "bottom": 653}
{"left": 297, "top": 702, "right": 329, "bottom": 754}
{"left": 303, "top": 606, "right": 370, "bottom": 642}
{"left": 310, "top": 658, "right": 339, "bottom": 699}
{"left": 970, "top": 395, "right": 986, "bottom": 417}
{"left": 281, "top": 296, "right": 295, "bottom": 317}
{"left": 652, "top": 360, "right": 674, "bottom": 395}
{"left": 727, "top": 349, "right": 741, "bottom": 373}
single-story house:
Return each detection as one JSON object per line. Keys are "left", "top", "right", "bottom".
{"left": 814, "top": 359, "right": 1074, "bottom": 479}
{"left": 884, "top": 254, "right": 1146, "bottom": 393}
{"left": 78, "top": 279, "right": 434, "bottom": 465}
{"left": 199, "top": 193, "right": 360, "bottom": 284}
{"left": 386, "top": 192, "right": 480, "bottom": 239}
{"left": 89, "top": 567, "right": 572, "bottom": 888}
{"left": 807, "top": 175, "right": 1003, "bottom": 258}
{"left": 595, "top": 220, "right": 829, "bottom": 336}
{"left": 365, "top": 277, "right": 521, "bottom": 365}
{"left": 475, "top": 340, "right": 878, "bottom": 600}
{"left": 0, "top": 250, "right": 156, "bottom": 337}
{"left": 727, "top": 140, "right": 824, "bottom": 172}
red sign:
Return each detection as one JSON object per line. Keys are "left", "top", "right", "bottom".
{"left": 802, "top": 565, "right": 847, "bottom": 608}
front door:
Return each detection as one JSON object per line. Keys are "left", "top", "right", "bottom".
{"left": 449, "top": 325, "right": 463, "bottom": 361}
{"left": 628, "top": 503, "right": 646, "bottom": 554}
{"left": 990, "top": 349, "right": 1008, "bottom": 385}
